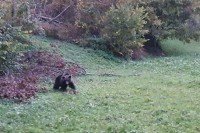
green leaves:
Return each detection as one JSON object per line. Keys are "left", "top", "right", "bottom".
{"left": 147, "top": 0, "right": 200, "bottom": 42}
{"left": 0, "top": 22, "right": 31, "bottom": 74}
{"left": 102, "top": 2, "right": 148, "bottom": 57}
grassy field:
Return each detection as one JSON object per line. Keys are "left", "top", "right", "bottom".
{"left": 0, "top": 36, "right": 200, "bottom": 133}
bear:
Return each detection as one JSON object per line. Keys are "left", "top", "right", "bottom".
{"left": 53, "top": 72, "right": 77, "bottom": 94}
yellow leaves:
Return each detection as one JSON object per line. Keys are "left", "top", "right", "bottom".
{"left": 139, "top": 29, "right": 149, "bottom": 34}
{"left": 19, "top": 53, "right": 24, "bottom": 57}
{"left": 23, "top": 31, "right": 29, "bottom": 34}
{"left": 153, "top": 16, "right": 162, "bottom": 26}
{"left": 0, "top": 41, "right": 13, "bottom": 46}
{"left": 101, "top": 3, "right": 150, "bottom": 57}
{"left": 75, "top": 21, "right": 87, "bottom": 28}
{"left": 23, "top": 30, "right": 33, "bottom": 34}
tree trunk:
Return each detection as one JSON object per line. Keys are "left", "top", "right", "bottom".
{"left": 11, "top": 0, "right": 16, "bottom": 18}
{"left": 11, "top": 0, "right": 17, "bottom": 25}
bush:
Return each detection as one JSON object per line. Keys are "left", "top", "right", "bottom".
{"left": 75, "top": 0, "right": 110, "bottom": 37}
{"left": 0, "top": 23, "right": 32, "bottom": 75}
{"left": 101, "top": 3, "right": 148, "bottom": 58}
{"left": 147, "top": 0, "right": 200, "bottom": 42}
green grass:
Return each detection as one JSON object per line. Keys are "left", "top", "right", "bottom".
{"left": 161, "top": 39, "right": 200, "bottom": 56}
{"left": 1, "top": 36, "right": 200, "bottom": 132}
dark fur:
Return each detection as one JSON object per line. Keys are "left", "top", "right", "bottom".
{"left": 53, "top": 72, "right": 76, "bottom": 93}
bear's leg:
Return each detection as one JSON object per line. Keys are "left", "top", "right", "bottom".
{"left": 68, "top": 82, "right": 77, "bottom": 94}
{"left": 60, "top": 84, "right": 67, "bottom": 91}
{"left": 53, "top": 83, "right": 60, "bottom": 90}
{"left": 53, "top": 75, "right": 62, "bottom": 90}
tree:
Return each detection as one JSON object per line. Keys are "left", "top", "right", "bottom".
{"left": 144, "top": 0, "right": 200, "bottom": 42}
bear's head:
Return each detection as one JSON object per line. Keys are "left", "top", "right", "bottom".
{"left": 61, "top": 72, "right": 72, "bottom": 84}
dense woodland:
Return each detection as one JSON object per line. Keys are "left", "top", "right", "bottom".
{"left": 0, "top": 0, "right": 200, "bottom": 103}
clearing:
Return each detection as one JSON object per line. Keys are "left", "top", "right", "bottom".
{"left": 0, "top": 36, "right": 200, "bottom": 132}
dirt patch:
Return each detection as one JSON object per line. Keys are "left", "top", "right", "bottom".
{"left": 131, "top": 47, "right": 147, "bottom": 60}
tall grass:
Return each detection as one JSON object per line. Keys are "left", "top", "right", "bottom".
{"left": 161, "top": 39, "right": 200, "bottom": 56}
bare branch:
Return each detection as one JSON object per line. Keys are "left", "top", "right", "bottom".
{"left": 49, "top": 0, "right": 74, "bottom": 23}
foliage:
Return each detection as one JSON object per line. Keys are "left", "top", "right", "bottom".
{"left": 13, "top": 0, "right": 199, "bottom": 59}
{"left": 74, "top": 0, "right": 200, "bottom": 57}
{"left": 0, "top": 23, "right": 31, "bottom": 74}
{"left": 101, "top": 3, "right": 148, "bottom": 57}
{"left": 1, "top": 0, "right": 200, "bottom": 62}
{"left": 0, "top": 75, "right": 39, "bottom": 102}
{"left": 75, "top": 0, "right": 111, "bottom": 37}
{"left": 0, "top": 0, "right": 34, "bottom": 74}
{"left": 145, "top": 0, "right": 200, "bottom": 42}
{"left": 0, "top": 0, "right": 13, "bottom": 21}
{"left": 180, "top": 15, "right": 200, "bottom": 42}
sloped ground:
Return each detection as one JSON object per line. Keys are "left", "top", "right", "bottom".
{"left": 0, "top": 42, "right": 86, "bottom": 102}
{"left": 0, "top": 36, "right": 200, "bottom": 132}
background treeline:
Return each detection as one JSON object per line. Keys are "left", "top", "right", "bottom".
{"left": 1, "top": 0, "right": 200, "bottom": 69}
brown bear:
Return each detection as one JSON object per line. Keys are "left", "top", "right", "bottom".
{"left": 53, "top": 72, "right": 77, "bottom": 94}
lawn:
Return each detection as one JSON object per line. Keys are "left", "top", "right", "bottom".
{"left": 0, "top": 36, "right": 200, "bottom": 133}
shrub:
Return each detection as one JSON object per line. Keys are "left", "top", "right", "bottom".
{"left": 0, "top": 23, "right": 32, "bottom": 75}
{"left": 75, "top": 0, "right": 110, "bottom": 37}
{"left": 101, "top": 3, "right": 148, "bottom": 58}
{"left": 146, "top": 0, "right": 200, "bottom": 42}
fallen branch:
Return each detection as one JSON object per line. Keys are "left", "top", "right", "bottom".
{"left": 86, "top": 73, "right": 140, "bottom": 77}
{"left": 37, "top": 15, "right": 66, "bottom": 24}
{"left": 49, "top": 4, "right": 72, "bottom": 23}
{"left": 37, "top": 0, "right": 73, "bottom": 24}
